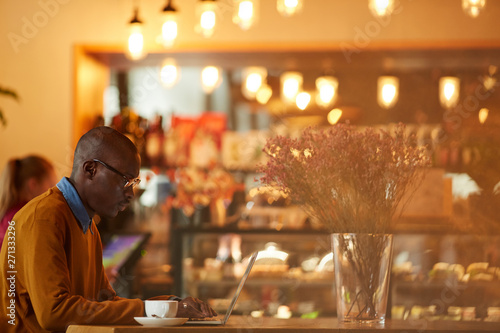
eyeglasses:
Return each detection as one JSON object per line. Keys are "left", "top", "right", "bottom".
{"left": 93, "top": 159, "right": 141, "bottom": 189}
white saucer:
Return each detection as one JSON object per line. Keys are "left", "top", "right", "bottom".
{"left": 134, "top": 317, "right": 189, "bottom": 327}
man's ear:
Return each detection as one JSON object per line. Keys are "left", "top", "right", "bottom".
{"left": 82, "top": 160, "right": 97, "bottom": 180}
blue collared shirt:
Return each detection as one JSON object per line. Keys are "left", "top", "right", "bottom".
{"left": 56, "top": 177, "right": 93, "bottom": 234}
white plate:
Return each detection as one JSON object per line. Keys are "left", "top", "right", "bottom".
{"left": 134, "top": 317, "right": 189, "bottom": 327}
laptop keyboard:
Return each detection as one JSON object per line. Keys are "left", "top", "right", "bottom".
{"left": 188, "top": 317, "right": 219, "bottom": 321}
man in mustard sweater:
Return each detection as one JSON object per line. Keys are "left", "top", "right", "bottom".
{"left": 0, "top": 127, "right": 215, "bottom": 332}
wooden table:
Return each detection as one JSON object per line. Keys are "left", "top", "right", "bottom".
{"left": 67, "top": 316, "right": 500, "bottom": 332}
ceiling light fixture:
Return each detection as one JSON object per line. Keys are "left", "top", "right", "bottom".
{"left": 478, "top": 107, "right": 489, "bottom": 124}
{"left": 315, "top": 76, "right": 338, "bottom": 108}
{"left": 377, "top": 76, "right": 399, "bottom": 109}
{"left": 281, "top": 71, "right": 303, "bottom": 104}
{"left": 328, "top": 108, "right": 343, "bottom": 125}
{"left": 196, "top": 0, "right": 218, "bottom": 38}
{"left": 160, "top": 58, "right": 180, "bottom": 88}
{"left": 201, "top": 66, "right": 222, "bottom": 93}
{"left": 462, "top": 0, "right": 486, "bottom": 18}
{"left": 161, "top": 0, "right": 178, "bottom": 47}
{"left": 439, "top": 76, "right": 460, "bottom": 109}
{"left": 233, "top": 0, "right": 259, "bottom": 30}
{"left": 277, "top": 0, "right": 303, "bottom": 17}
{"left": 242, "top": 67, "right": 267, "bottom": 100}
{"left": 256, "top": 84, "right": 273, "bottom": 104}
{"left": 126, "top": 7, "right": 146, "bottom": 61}
{"left": 368, "top": 0, "right": 395, "bottom": 18}
{"left": 296, "top": 91, "right": 311, "bottom": 110}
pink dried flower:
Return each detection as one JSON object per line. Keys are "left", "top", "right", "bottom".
{"left": 258, "top": 123, "right": 431, "bottom": 233}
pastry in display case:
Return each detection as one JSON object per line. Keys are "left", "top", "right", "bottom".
{"left": 391, "top": 234, "right": 500, "bottom": 322}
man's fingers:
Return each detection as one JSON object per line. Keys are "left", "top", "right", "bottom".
{"left": 180, "top": 297, "right": 217, "bottom": 318}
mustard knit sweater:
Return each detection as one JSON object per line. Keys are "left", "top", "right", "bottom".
{"left": 0, "top": 187, "right": 144, "bottom": 332}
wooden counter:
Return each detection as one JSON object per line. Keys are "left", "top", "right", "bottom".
{"left": 67, "top": 316, "right": 500, "bottom": 332}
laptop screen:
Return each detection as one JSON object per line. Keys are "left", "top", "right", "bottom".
{"left": 221, "top": 251, "right": 258, "bottom": 324}
{"left": 185, "top": 251, "right": 258, "bottom": 325}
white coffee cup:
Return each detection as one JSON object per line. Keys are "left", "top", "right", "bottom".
{"left": 145, "top": 300, "right": 178, "bottom": 318}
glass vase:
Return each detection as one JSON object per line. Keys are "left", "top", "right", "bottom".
{"left": 332, "top": 233, "right": 393, "bottom": 324}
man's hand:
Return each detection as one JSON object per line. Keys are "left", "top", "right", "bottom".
{"left": 176, "top": 296, "right": 217, "bottom": 318}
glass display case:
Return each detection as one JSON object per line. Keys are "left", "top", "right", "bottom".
{"left": 170, "top": 223, "right": 500, "bottom": 321}
{"left": 170, "top": 226, "right": 335, "bottom": 317}
{"left": 391, "top": 234, "right": 500, "bottom": 322}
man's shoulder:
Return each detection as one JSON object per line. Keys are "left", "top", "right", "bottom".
{"left": 15, "top": 187, "right": 71, "bottom": 224}
{"left": 26, "top": 187, "right": 67, "bottom": 210}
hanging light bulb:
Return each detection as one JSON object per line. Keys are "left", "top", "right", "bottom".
{"left": 277, "top": 0, "right": 303, "bottom": 17}
{"left": 242, "top": 67, "right": 267, "bottom": 100}
{"left": 280, "top": 72, "right": 303, "bottom": 104}
{"left": 161, "top": 0, "right": 178, "bottom": 47}
{"left": 368, "top": 0, "right": 395, "bottom": 18}
{"left": 439, "top": 76, "right": 460, "bottom": 109}
{"left": 160, "top": 58, "right": 180, "bottom": 88}
{"left": 377, "top": 76, "right": 399, "bottom": 109}
{"left": 196, "top": 0, "right": 218, "bottom": 38}
{"left": 478, "top": 108, "right": 489, "bottom": 124}
{"left": 127, "top": 7, "right": 146, "bottom": 61}
{"left": 315, "top": 76, "right": 338, "bottom": 108}
{"left": 233, "top": 0, "right": 259, "bottom": 30}
{"left": 462, "top": 0, "right": 486, "bottom": 18}
{"left": 256, "top": 84, "right": 273, "bottom": 104}
{"left": 201, "top": 66, "right": 222, "bottom": 93}
{"left": 296, "top": 92, "right": 311, "bottom": 110}
{"left": 327, "top": 108, "right": 343, "bottom": 125}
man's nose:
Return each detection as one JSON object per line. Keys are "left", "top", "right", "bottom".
{"left": 125, "top": 185, "right": 135, "bottom": 199}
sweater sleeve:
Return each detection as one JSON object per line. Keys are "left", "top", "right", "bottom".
{"left": 21, "top": 217, "right": 144, "bottom": 331}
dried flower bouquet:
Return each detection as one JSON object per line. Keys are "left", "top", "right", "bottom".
{"left": 259, "top": 123, "right": 431, "bottom": 322}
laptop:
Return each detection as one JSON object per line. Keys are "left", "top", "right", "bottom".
{"left": 185, "top": 251, "right": 258, "bottom": 325}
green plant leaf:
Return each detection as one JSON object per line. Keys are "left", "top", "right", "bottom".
{"left": 0, "top": 109, "right": 6, "bottom": 127}
{"left": 0, "top": 86, "right": 20, "bottom": 127}
{"left": 0, "top": 87, "right": 19, "bottom": 101}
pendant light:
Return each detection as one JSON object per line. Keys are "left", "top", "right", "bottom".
{"left": 315, "top": 76, "right": 338, "bottom": 108}
{"left": 161, "top": 0, "right": 178, "bottom": 47}
{"left": 462, "top": 0, "right": 486, "bottom": 18}
{"left": 256, "top": 84, "right": 273, "bottom": 105}
{"left": 327, "top": 108, "right": 343, "bottom": 125}
{"left": 478, "top": 108, "right": 489, "bottom": 124}
{"left": 296, "top": 91, "right": 311, "bottom": 110}
{"left": 126, "top": 7, "right": 146, "bottom": 61}
{"left": 242, "top": 67, "right": 267, "bottom": 100}
{"left": 439, "top": 76, "right": 460, "bottom": 109}
{"left": 277, "top": 0, "right": 303, "bottom": 17}
{"left": 233, "top": 0, "right": 259, "bottom": 30}
{"left": 377, "top": 76, "right": 399, "bottom": 109}
{"left": 280, "top": 72, "right": 303, "bottom": 104}
{"left": 160, "top": 58, "right": 180, "bottom": 88}
{"left": 201, "top": 66, "right": 222, "bottom": 93}
{"left": 368, "top": 0, "right": 395, "bottom": 18}
{"left": 196, "top": 0, "right": 218, "bottom": 38}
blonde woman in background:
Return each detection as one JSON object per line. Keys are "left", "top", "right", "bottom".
{"left": 0, "top": 155, "right": 57, "bottom": 248}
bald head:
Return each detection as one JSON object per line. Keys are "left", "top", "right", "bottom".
{"left": 71, "top": 127, "right": 139, "bottom": 178}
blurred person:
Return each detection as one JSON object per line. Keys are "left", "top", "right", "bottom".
{"left": 0, "top": 155, "right": 57, "bottom": 248}
{"left": 0, "top": 127, "right": 216, "bottom": 332}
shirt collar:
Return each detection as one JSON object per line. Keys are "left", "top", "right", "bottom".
{"left": 56, "top": 177, "right": 93, "bottom": 234}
